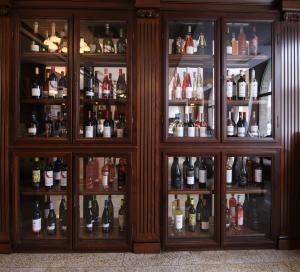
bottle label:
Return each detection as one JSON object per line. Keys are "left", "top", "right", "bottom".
{"left": 85, "top": 126, "right": 94, "bottom": 138}
{"left": 189, "top": 213, "right": 196, "bottom": 226}
{"left": 117, "top": 128, "right": 124, "bottom": 138}
{"left": 32, "top": 87, "right": 41, "bottom": 97}
{"left": 86, "top": 223, "right": 93, "bottom": 229}
{"left": 175, "top": 214, "right": 183, "bottom": 230}
{"left": 103, "top": 45, "right": 113, "bottom": 53}
{"left": 187, "top": 175, "right": 194, "bottom": 185}
{"left": 102, "top": 223, "right": 110, "bottom": 228}
{"left": 60, "top": 171, "right": 67, "bottom": 187}
{"left": 176, "top": 127, "right": 184, "bottom": 137}
{"left": 226, "top": 82, "right": 233, "bottom": 98}
{"left": 196, "top": 87, "right": 204, "bottom": 100}
{"left": 237, "top": 127, "right": 246, "bottom": 137}
{"left": 28, "top": 127, "right": 37, "bottom": 135}
{"left": 32, "top": 218, "right": 42, "bottom": 232}
{"left": 250, "top": 82, "right": 258, "bottom": 98}
{"left": 85, "top": 91, "right": 94, "bottom": 98}
{"left": 32, "top": 170, "right": 41, "bottom": 183}
{"left": 102, "top": 174, "right": 109, "bottom": 187}
{"left": 199, "top": 170, "right": 207, "bottom": 184}
{"left": 250, "top": 125, "right": 259, "bottom": 135}
{"left": 185, "top": 87, "right": 193, "bottom": 99}
{"left": 47, "top": 224, "right": 55, "bottom": 231}
{"left": 119, "top": 214, "right": 125, "bottom": 228}
{"left": 54, "top": 171, "right": 61, "bottom": 181}
{"left": 230, "top": 207, "right": 236, "bottom": 218}
{"left": 199, "top": 127, "right": 206, "bottom": 137}
{"left": 239, "top": 82, "right": 246, "bottom": 97}
{"left": 254, "top": 169, "right": 263, "bottom": 183}
{"left": 103, "top": 126, "right": 111, "bottom": 138}
{"left": 102, "top": 89, "right": 110, "bottom": 98}
{"left": 226, "top": 169, "right": 232, "bottom": 184}
{"left": 227, "top": 125, "right": 234, "bottom": 136}
{"left": 201, "top": 221, "right": 209, "bottom": 230}
{"left": 49, "top": 81, "right": 58, "bottom": 97}
{"left": 45, "top": 171, "right": 53, "bottom": 186}
{"left": 226, "top": 46, "right": 232, "bottom": 55}
{"left": 175, "top": 87, "right": 182, "bottom": 99}
{"left": 31, "top": 44, "right": 40, "bottom": 52}
{"left": 237, "top": 208, "right": 243, "bottom": 226}
{"left": 188, "top": 127, "right": 196, "bottom": 137}
{"left": 186, "top": 46, "right": 194, "bottom": 55}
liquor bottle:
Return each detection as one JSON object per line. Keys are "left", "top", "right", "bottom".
{"left": 182, "top": 25, "right": 194, "bottom": 55}
{"left": 200, "top": 199, "right": 209, "bottom": 232}
{"left": 226, "top": 198, "right": 230, "bottom": 230}
{"left": 91, "top": 195, "right": 99, "bottom": 226}
{"left": 196, "top": 195, "right": 203, "bottom": 223}
{"left": 28, "top": 112, "right": 39, "bottom": 136}
{"left": 86, "top": 200, "right": 93, "bottom": 233}
{"left": 102, "top": 200, "right": 110, "bottom": 233}
{"left": 85, "top": 67, "right": 94, "bottom": 99}
{"left": 58, "top": 71, "right": 67, "bottom": 98}
{"left": 174, "top": 199, "right": 183, "bottom": 231}
{"left": 238, "top": 157, "right": 248, "bottom": 187}
{"left": 237, "top": 112, "right": 246, "bottom": 137}
{"left": 108, "top": 195, "right": 114, "bottom": 229}
{"left": 44, "top": 195, "right": 51, "bottom": 221}
{"left": 254, "top": 157, "right": 263, "bottom": 187}
{"left": 186, "top": 157, "right": 195, "bottom": 189}
{"left": 188, "top": 198, "right": 196, "bottom": 232}
{"left": 182, "top": 157, "right": 189, "bottom": 185}
{"left": 116, "top": 113, "right": 126, "bottom": 138}
{"left": 196, "top": 68, "right": 204, "bottom": 100}
{"left": 238, "top": 26, "right": 247, "bottom": 55}
{"left": 117, "top": 158, "right": 126, "bottom": 190}
{"left": 187, "top": 113, "right": 195, "bottom": 137}
{"left": 103, "top": 111, "right": 112, "bottom": 138}
{"left": 101, "top": 158, "right": 110, "bottom": 190}
{"left": 194, "top": 157, "right": 201, "bottom": 183}
{"left": 171, "top": 157, "right": 181, "bottom": 189}
{"left": 226, "top": 157, "right": 233, "bottom": 187}
{"left": 47, "top": 201, "right": 56, "bottom": 235}
{"left": 117, "top": 28, "right": 127, "bottom": 54}
{"left": 102, "top": 68, "right": 111, "bottom": 99}
{"left": 54, "top": 157, "right": 62, "bottom": 185}
{"left": 85, "top": 110, "right": 94, "bottom": 138}
{"left": 197, "top": 32, "right": 207, "bottom": 55}
{"left": 32, "top": 201, "right": 42, "bottom": 234}
{"left": 250, "top": 69, "right": 258, "bottom": 99}
{"left": 85, "top": 157, "right": 94, "bottom": 190}
{"left": 250, "top": 26, "right": 258, "bottom": 56}
{"left": 31, "top": 67, "right": 42, "bottom": 99}
{"left": 226, "top": 69, "right": 233, "bottom": 100}
{"left": 238, "top": 70, "right": 246, "bottom": 100}
{"left": 227, "top": 111, "right": 236, "bottom": 137}
{"left": 103, "top": 24, "right": 115, "bottom": 54}
{"left": 199, "top": 113, "right": 207, "bottom": 137}
{"left": 60, "top": 23, "right": 68, "bottom": 54}
{"left": 199, "top": 158, "right": 207, "bottom": 188}
{"left": 118, "top": 199, "right": 126, "bottom": 232}
{"left": 44, "top": 158, "right": 54, "bottom": 190}
{"left": 236, "top": 195, "right": 244, "bottom": 227}
{"left": 32, "top": 157, "right": 41, "bottom": 189}
{"left": 59, "top": 196, "right": 66, "bottom": 224}
{"left": 60, "top": 161, "right": 68, "bottom": 190}
{"left": 116, "top": 69, "right": 127, "bottom": 99}
{"left": 249, "top": 111, "right": 259, "bottom": 137}
{"left": 232, "top": 33, "right": 238, "bottom": 56}
{"left": 48, "top": 66, "right": 58, "bottom": 98}
{"left": 185, "top": 195, "right": 191, "bottom": 224}
{"left": 184, "top": 70, "right": 193, "bottom": 99}
{"left": 226, "top": 27, "right": 232, "bottom": 55}
{"left": 229, "top": 194, "right": 236, "bottom": 226}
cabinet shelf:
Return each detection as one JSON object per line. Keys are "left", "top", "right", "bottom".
{"left": 168, "top": 54, "right": 214, "bottom": 67}
{"left": 168, "top": 184, "right": 214, "bottom": 195}
{"left": 79, "top": 182, "right": 126, "bottom": 195}
{"left": 226, "top": 185, "right": 268, "bottom": 194}
{"left": 21, "top": 98, "right": 67, "bottom": 105}
{"left": 21, "top": 185, "right": 67, "bottom": 196}
{"left": 226, "top": 225, "right": 266, "bottom": 237}
{"left": 16, "top": 136, "right": 68, "bottom": 143}
{"left": 80, "top": 98, "right": 127, "bottom": 105}
{"left": 226, "top": 54, "right": 269, "bottom": 67}
{"left": 80, "top": 53, "right": 127, "bottom": 66}
{"left": 21, "top": 52, "right": 67, "bottom": 65}
{"left": 227, "top": 99, "right": 267, "bottom": 107}
{"left": 168, "top": 97, "right": 210, "bottom": 106}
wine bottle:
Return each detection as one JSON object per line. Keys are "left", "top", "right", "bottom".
{"left": 117, "top": 28, "right": 126, "bottom": 54}
{"left": 250, "top": 111, "right": 259, "bottom": 137}
{"left": 85, "top": 67, "right": 95, "bottom": 99}
{"left": 116, "top": 69, "right": 127, "bottom": 99}
{"left": 227, "top": 111, "right": 235, "bottom": 137}
{"left": 185, "top": 195, "right": 191, "bottom": 224}
{"left": 32, "top": 201, "right": 42, "bottom": 234}
{"left": 184, "top": 70, "right": 193, "bottom": 99}
{"left": 174, "top": 199, "right": 183, "bottom": 231}
{"left": 250, "top": 26, "right": 258, "bottom": 56}
{"left": 199, "top": 158, "right": 207, "bottom": 188}
{"left": 106, "top": 157, "right": 115, "bottom": 183}
{"left": 225, "top": 198, "right": 230, "bottom": 230}
{"left": 250, "top": 69, "right": 258, "bottom": 99}
{"left": 226, "top": 69, "right": 233, "bottom": 100}
{"left": 231, "top": 74, "right": 237, "bottom": 100}
{"left": 28, "top": 112, "right": 39, "bottom": 136}
{"left": 182, "top": 25, "right": 194, "bottom": 55}
{"left": 232, "top": 33, "right": 238, "bottom": 56}
{"left": 196, "top": 195, "right": 203, "bottom": 223}
{"left": 48, "top": 66, "right": 58, "bottom": 98}
{"left": 238, "top": 26, "right": 247, "bottom": 56}
{"left": 101, "top": 158, "right": 110, "bottom": 190}
{"left": 44, "top": 195, "right": 51, "bottom": 221}
{"left": 102, "top": 68, "right": 111, "bottom": 99}
{"left": 60, "top": 161, "right": 68, "bottom": 190}
{"left": 238, "top": 70, "right": 246, "bottom": 100}
{"left": 226, "top": 27, "right": 232, "bottom": 55}
{"left": 196, "top": 68, "right": 204, "bottom": 100}
{"left": 175, "top": 113, "right": 184, "bottom": 137}
{"left": 47, "top": 201, "right": 56, "bottom": 235}
{"left": 117, "top": 158, "right": 126, "bottom": 190}
{"left": 254, "top": 157, "right": 263, "bottom": 187}
{"left": 239, "top": 157, "right": 248, "bottom": 187}
{"left": 85, "top": 110, "right": 94, "bottom": 138}
{"left": 199, "top": 113, "right": 207, "bottom": 137}
{"left": 187, "top": 113, "right": 195, "bottom": 137}
{"left": 92, "top": 195, "right": 99, "bottom": 226}
{"left": 226, "top": 157, "right": 233, "bottom": 187}
{"left": 237, "top": 112, "right": 246, "bottom": 137}
{"left": 194, "top": 157, "right": 201, "bottom": 183}
{"left": 44, "top": 158, "right": 54, "bottom": 190}
{"left": 182, "top": 157, "right": 189, "bottom": 185}
{"left": 60, "top": 23, "right": 68, "bottom": 53}
{"left": 44, "top": 112, "right": 53, "bottom": 137}
{"left": 59, "top": 196, "right": 67, "bottom": 233}
{"left": 32, "top": 157, "right": 41, "bottom": 189}
{"left": 186, "top": 157, "right": 195, "bottom": 189}
{"left": 103, "top": 111, "right": 112, "bottom": 138}
{"left": 102, "top": 200, "right": 110, "bottom": 233}
{"left": 58, "top": 71, "right": 67, "bottom": 98}
{"left": 54, "top": 157, "right": 62, "bottom": 185}
{"left": 103, "top": 24, "right": 115, "bottom": 54}
{"left": 31, "top": 67, "right": 42, "bottom": 99}
{"left": 118, "top": 199, "right": 126, "bottom": 232}
{"left": 108, "top": 195, "right": 114, "bottom": 229}
{"left": 197, "top": 32, "right": 207, "bottom": 55}
{"left": 86, "top": 200, "right": 93, "bottom": 233}
{"left": 236, "top": 195, "right": 244, "bottom": 227}
{"left": 116, "top": 113, "right": 126, "bottom": 138}
{"left": 30, "top": 22, "right": 40, "bottom": 52}
{"left": 229, "top": 194, "right": 236, "bottom": 227}
{"left": 174, "top": 71, "right": 182, "bottom": 100}
{"left": 171, "top": 157, "right": 181, "bottom": 189}
{"left": 188, "top": 198, "right": 196, "bottom": 232}
{"left": 200, "top": 199, "right": 209, "bottom": 232}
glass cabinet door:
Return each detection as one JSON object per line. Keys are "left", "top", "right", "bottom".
{"left": 164, "top": 153, "right": 219, "bottom": 247}
{"left": 75, "top": 153, "right": 130, "bottom": 250}
{"left": 224, "top": 153, "right": 276, "bottom": 244}
{"left": 165, "top": 20, "right": 217, "bottom": 141}
{"left": 16, "top": 18, "right": 71, "bottom": 142}
{"left": 77, "top": 20, "right": 130, "bottom": 143}
{"left": 224, "top": 21, "right": 274, "bottom": 141}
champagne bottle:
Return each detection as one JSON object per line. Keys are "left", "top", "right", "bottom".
{"left": 32, "top": 201, "right": 42, "bottom": 234}
{"left": 47, "top": 201, "right": 56, "bottom": 235}
{"left": 32, "top": 157, "right": 41, "bottom": 189}
{"left": 171, "top": 157, "right": 181, "bottom": 189}
{"left": 188, "top": 198, "right": 196, "bottom": 232}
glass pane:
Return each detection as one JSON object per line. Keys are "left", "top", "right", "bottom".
{"left": 19, "top": 19, "right": 69, "bottom": 139}
{"left": 78, "top": 156, "right": 128, "bottom": 240}
{"left": 167, "top": 21, "right": 215, "bottom": 139}
{"left": 167, "top": 156, "right": 215, "bottom": 239}
{"left": 225, "top": 22, "right": 273, "bottom": 139}
{"left": 19, "top": 156, "right": 69, "bottom": 241}
{"left": 225, "top": 156, "right": 272, "bottom": 238}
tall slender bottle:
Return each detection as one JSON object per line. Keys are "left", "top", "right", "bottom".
{"left": 31, "top": 67, "right": 42, "bottom": 99}
{"left": 188, "top": 198, "right": 196, "bottom": 232}
{"left": 238, "top": 26, "right": 247, "bottom": 55}
{"left": 250, "top": 69, "right": 258, "bottom": 99}
{"left": 171, "top": 157, "right": 181, "bottom": 189}
{"left": 32, "top": 201, "right": 42, "bottom": 234}
{"left": 250, "top": 26, "right": 258, "bottom": 55}
{"left": 238, "top": 70, "right": 246, "bottom": 100}
{"left": 174, "top": 199, "right": 183, "bottom": 231}
{"left": 32, "top": 157, "right": 41, "bottom": 189}
{"left": 186, "top": 157, "right": 195, "bottom": 189}
{"left": 102, "top": 200, "right": 110, "bottom": 233}
{"left": 30, "top": 22, "right": 40, "bottom": 52}
{"left": 86, "top": 200, "right": 93, "bottom": 233}
{"left": 236, "top": 195, "right": 244, "bottom": 227}
{"left": 229, "top": 194, "right": 236, "bottom": 227}
{"left": 47, "top": 201, "right": 56, "bottom": 235}
{"left": 118, "top": 199, "right": 126, "bottom": 232}
{"left": 237, "top": 112, "right": 246, "bottom": 138}
{"left": 226, "top": 69, "right": 233, "bottom": 100}
{"left": 103, "top": 24, "right": 115, "bottom": 54}
{"left": 200, "top": 199, "right": 209, "bottom": 232}
{"left": 199, "top": 158, "right": 207, "bottom": 188}
{"left": 182, "top": 25, "right": 194, "bottom": 55}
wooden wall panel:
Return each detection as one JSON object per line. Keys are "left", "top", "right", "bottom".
{"left": 279, "top": 20, "right": 300, "bottom": 248}
{"left": 134, "top": 13, "right": 160, "bottom": 251}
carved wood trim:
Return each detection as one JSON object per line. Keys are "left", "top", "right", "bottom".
{"left": 137, "top": 9, "right": 159, "bottom": 18}
{"left": 0, "top": 5, "right": 10, "bottom": 16}
{"left": 283, "top": 11, "right": 300, "bottom": 21}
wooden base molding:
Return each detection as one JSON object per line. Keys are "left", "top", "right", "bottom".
{"left": 0, "top": 243, "right": 11, "bottom": 254}
{"left": 278, "top": 237, "right": 300, "bottom": 250}
{"left": 133, "top": 242, "right": 161, "bottom": 253}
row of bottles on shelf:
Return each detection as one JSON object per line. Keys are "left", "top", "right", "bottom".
{"left": 31, "top": 157, "right": 68, "bottom": 190}
{"left": 172, "top": 195, "right": 211, "bottom": 233}
{"left": 85, "top": 157, "right": 127, "bottom": 191}
{"left": 171, "top": 157, "right": 214, "bottom": 189}
{"left": 82, "top": 67, "right": 127, "bottom": 100}
{"left": 169, "top": 68, "right": 206, "bottom": 101}
{"left": 32, "top": 196, "right": 67, "bottom": 235}
{"left": 28, "top": 110, "right": 67, "bottom": 137}
{"left": 226, "top": 69, "right": 258, "bottom": 101}
{"left": 84, "top": 110, "right": 126, "bottom": 139}
{"left": 31, "top": 66, "right": 67, "bottom": 99}
{"left": 168, "top": 106, "right": 210, "bottom": 138}
{"left": 226, "top": 157, "right": 266, "bottom": 188}
{"left": 84, "top": 196, "right": 126, "bottom": 233}
{"left": 226, "top": 25, "right": 258, "bottom": 56}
